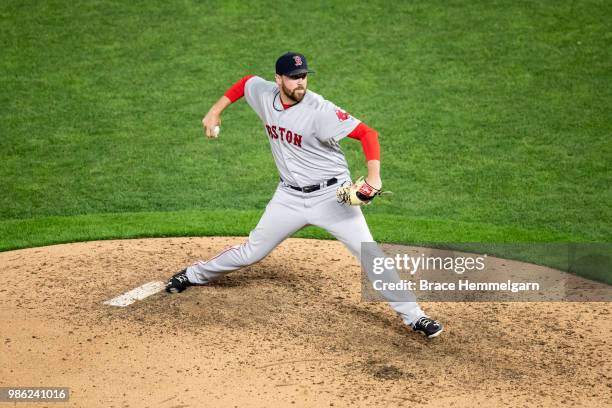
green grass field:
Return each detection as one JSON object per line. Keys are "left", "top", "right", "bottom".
{"left": 1, "top": 1, "right": 610, "bottom": 280}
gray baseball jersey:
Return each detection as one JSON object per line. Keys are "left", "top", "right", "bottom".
{"left": 244, "top": 76, "right": 360, "bottom": 187}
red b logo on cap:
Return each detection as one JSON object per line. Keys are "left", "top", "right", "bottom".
{"left": 293, "top": 55, "right": 303, "bottom": 66}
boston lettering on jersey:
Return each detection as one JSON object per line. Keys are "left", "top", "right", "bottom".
{"left": 264, "top": 124, "right": 303, "bottom": 148}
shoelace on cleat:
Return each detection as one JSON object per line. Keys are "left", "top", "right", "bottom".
{"left": 175, "top": 274, "right": 189, "bottom": 284}
{"left": 416, "top": 317, "right": 434, "bottom": 328}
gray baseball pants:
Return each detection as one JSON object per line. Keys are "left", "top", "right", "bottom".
{"left": 186, "top": 182, "right": 425, "bottom": 326}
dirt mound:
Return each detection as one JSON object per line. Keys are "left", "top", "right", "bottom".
{"left": 0, "top": 237, "right": 610, "bottom": 407}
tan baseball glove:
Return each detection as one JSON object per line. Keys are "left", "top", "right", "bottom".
{"left": 336, "top": 177, "right": 382, "bottom": 206}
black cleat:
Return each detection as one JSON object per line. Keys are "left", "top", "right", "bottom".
{"left": 165, "top": 269, "right": 193, "bottom": 294}
{"left": 412, "top": 316, "right": 443, "bottom": 338}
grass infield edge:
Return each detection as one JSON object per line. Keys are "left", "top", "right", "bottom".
{"left": 0, "top": 209, "right": 608, "bottom": 285}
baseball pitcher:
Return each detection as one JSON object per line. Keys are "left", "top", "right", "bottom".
{"left": 165, "top": 52, "right": 443, "bottom": 338}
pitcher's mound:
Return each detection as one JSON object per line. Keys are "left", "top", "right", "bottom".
{"left": 0, "top": 237, "right": 610, "bottom": 407}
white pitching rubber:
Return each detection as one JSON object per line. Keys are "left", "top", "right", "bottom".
{"left": 103, "top": 281, "right": 166, "bottom": 307}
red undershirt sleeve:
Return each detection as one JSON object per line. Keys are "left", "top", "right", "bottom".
{"left": 347, "top": 122, "right": 381, "bottom": 161}
{"left": 223, "top": 75, "right": 255, "bottom": 103}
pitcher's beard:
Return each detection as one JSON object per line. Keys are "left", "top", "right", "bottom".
{"left": 282, "top": 84, "right": 306, "bottom": 103}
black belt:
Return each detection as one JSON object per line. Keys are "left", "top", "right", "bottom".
{"left": 282, "top": 177, "right": 338, "bottom": 193}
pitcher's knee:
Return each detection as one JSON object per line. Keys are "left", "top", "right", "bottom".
{"left": 234, "top": 241, "right": 271, "bottom": 266}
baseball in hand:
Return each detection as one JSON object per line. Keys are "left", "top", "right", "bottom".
{"left": 212, "top": 125, "right": 220, "bottom": 138}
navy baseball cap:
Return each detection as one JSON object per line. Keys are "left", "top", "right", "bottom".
{"left": 275, "top": 52, "right": 315, "bottom": 76}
